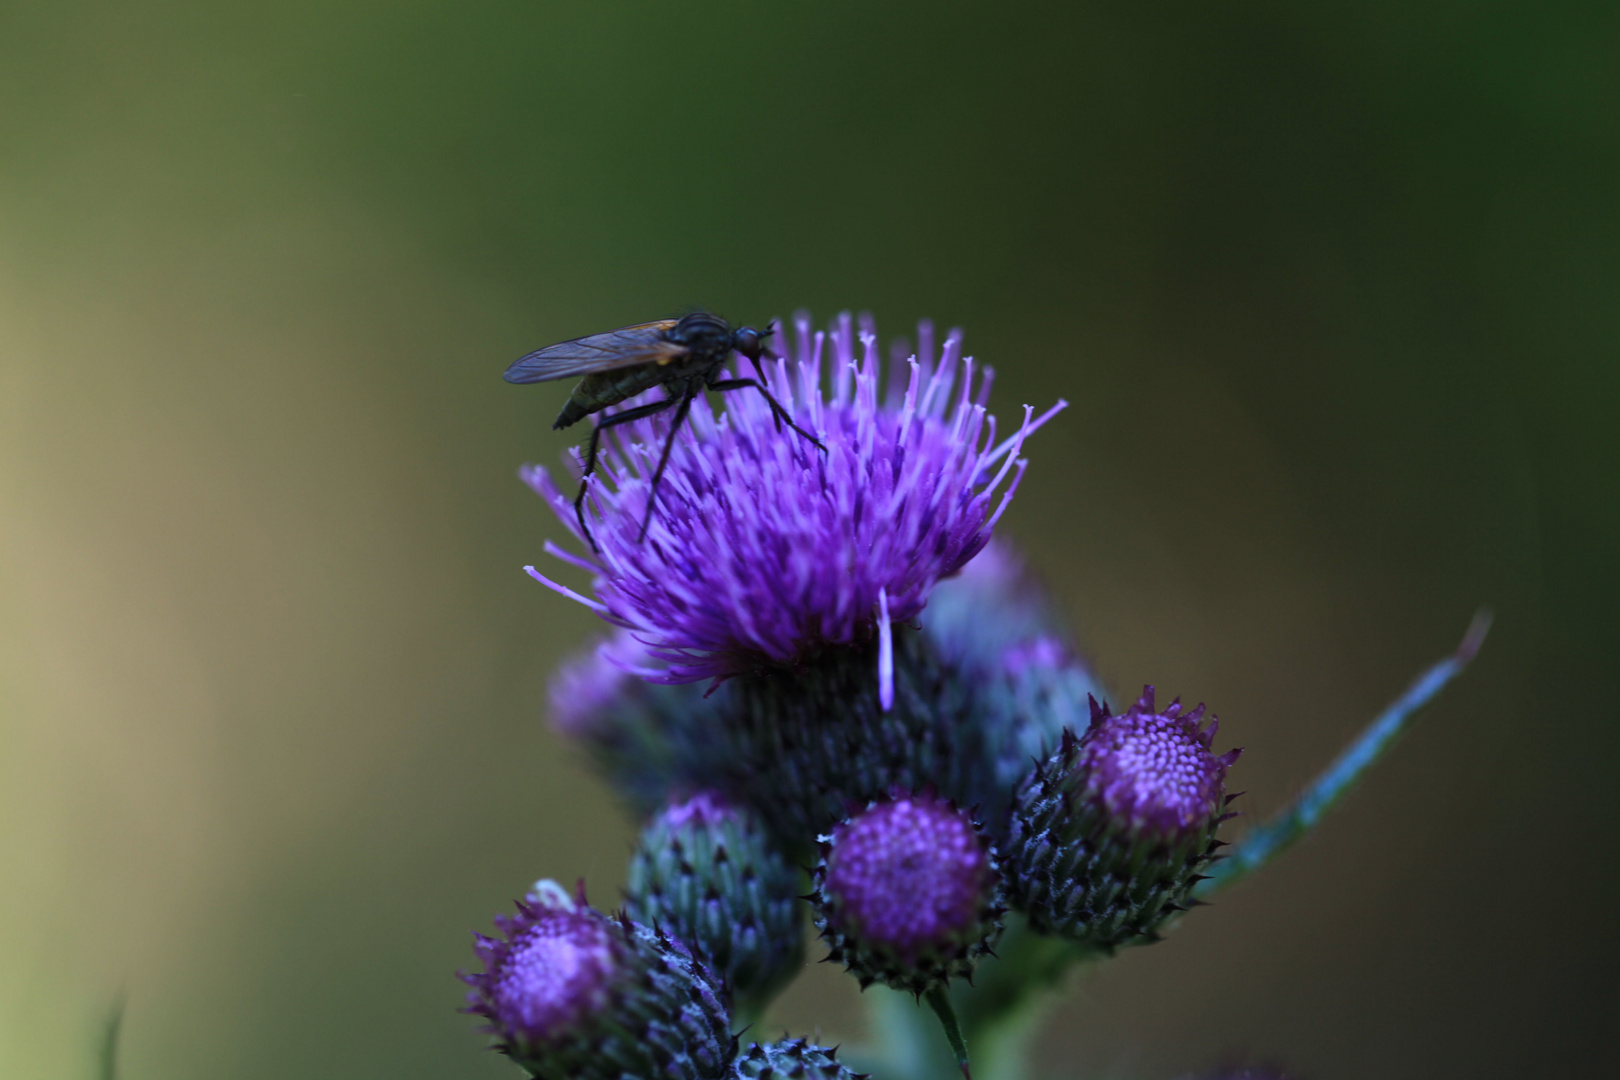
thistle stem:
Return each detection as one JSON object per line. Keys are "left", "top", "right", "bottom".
{"left": 926, "top": 985, "right": 972, "bottom": 1079}
{"left": 1197, "top": 608, "right": 1492, "bottom": 898}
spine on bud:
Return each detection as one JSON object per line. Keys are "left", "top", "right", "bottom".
{"left": 732, "top": 1038, "right": 869, "bottom": 1080}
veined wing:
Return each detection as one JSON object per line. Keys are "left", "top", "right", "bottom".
{"left": 503, "top": 319, "right": 686, "bottom": 383}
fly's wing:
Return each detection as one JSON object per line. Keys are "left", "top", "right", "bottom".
{"left": 502, "top": 319, "right": 686, "bottom": 383}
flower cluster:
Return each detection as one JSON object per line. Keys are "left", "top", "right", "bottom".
{"left": 460, "top": 309, "right": 1472, "bottom": 1080}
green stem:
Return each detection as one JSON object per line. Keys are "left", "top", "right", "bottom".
{"left": 952, "top": 920, "right": 1086, "bottom": 1032}
{"left": 1197, "top": 609, "right": 1491, "bottom": 898}
{"left": 856, "top": 989, "right": 955, "bottom": 1080}
{"left": 926, "top": 985, "right": 972, "bottom": 1079}
{"left": 956, "top": 925, "right": 1096, "bottom": 1080}
{"left": 857, "top": 922, "right": 1094, "bottom": 1080}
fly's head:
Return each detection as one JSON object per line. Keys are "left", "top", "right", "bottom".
{"left": 732, "top": 322, "right": 774, "bottom": 382}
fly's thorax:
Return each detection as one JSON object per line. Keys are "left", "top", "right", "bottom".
{"left": 668, "top": 312, "right": 737, "bottom": 364}
{"left": 663, "top": 354, "right": 726, "bottom": 384}
{"left": 548, "top": 313, "right": 741, "bottom": 429}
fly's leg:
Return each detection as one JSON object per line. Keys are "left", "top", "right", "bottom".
{"left": 636, "top": 387, "right": 699, "bottom": 543}
{"left": 708, "top": 377, "right": 828, "bottom": 454}
{"left": 576, "top": 397, "right": 676, "bottom": 552}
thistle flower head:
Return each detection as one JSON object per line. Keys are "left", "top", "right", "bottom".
{"left": 547, "top": 631, "right": 650, "bottom": 739}
{"left": 1005, "top": 688, "right": 1242, "bottom": 949}
{"left": 524, "top": 311, "right": 1064, "bottom": 686}
{"left": 922, "top": 539, "right": 1107, "bottom": 815}
{"left": 823, "top": 796, "right": 989, "bottom": 955}
{"left": 923, "top": 539, "right": 1068, "bottom": 667}
{"left": 812, "top": 791, "right": 1004, "bottom": 993}
{"left": 1078, "top": 686, "right": 1241, "bottom": 842}
{"left": 462, "top": 880, "right": 732, "bottom": 1080}
{"left": 463, "top": 881, "right": 618, "bottom": 1045}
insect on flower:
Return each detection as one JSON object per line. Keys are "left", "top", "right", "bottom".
{"left": 504, "top": 311, "right": 826, "bottom": 550}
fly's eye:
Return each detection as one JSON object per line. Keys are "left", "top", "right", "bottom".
{"left": 733, "top": 328, "right": 762, "bottom": 360}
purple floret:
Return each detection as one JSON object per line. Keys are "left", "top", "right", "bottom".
{"left": 1080, "top": 687, "right": 1243, "bottom": 841}
{"left": 822, "top": 794, "right": 991, "bottom": 961}
{"left": 462, "top": 884, "right": 618, "bottom": 1047}
{"left": 523, "top": 311, "right": 1065, "bottom": 686}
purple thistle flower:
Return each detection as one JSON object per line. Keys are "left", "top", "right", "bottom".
{"left": 523, "top": 311, "right": 1065, "bottom": 689}
{"left": 923, "top": 539, "right": 1066, "bottom": 664}
{"left": 823, "top": 797, "right": 989, "bottom": 954}
{"left": 1078, "top": 686, "right": 1242, "bottom": 842}
{"left": 921, "top": 538, "right": 1109, "bottom": 816}
{"left": 547, "top": 630, "right": 655, "bottom": 739}
{"left": 811, "top": 791, "right": 1004, "bottom": 994}
{"left": 657, "top": 788, "right": 738, "bottom": 830}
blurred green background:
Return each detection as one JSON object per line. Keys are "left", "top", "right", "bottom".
{"left": 1, "top": 2, "right": 1615, "bottom": 1077}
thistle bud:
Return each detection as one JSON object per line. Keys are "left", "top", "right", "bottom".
{"left": 626, "top": 792, "right": 805, "bottom": 1019}
{"left": 732, "top": 1038, "right": 869, "bottom": 1080}
{"left": 810, "top": 792, "right": 1004, "bottom": 995}
{"left": 1006, "top": 687, "right": 1242, "bottom": 951}
{"left": 922, "top": 539, "right": 1109, "bottom": 817}
{"left": 462, "top": 880, "right": 733, "bottom": 1080}
{"left": 548, "top": 631, "right": 726, "bottom": 816}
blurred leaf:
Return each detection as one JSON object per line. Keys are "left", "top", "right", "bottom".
{"left": 97, "top": 997, "right": 124, "bottom": 1080}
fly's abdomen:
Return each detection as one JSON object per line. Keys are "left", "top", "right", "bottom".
{"left": 551, "top": 365, "right": 673, "bottom": 430}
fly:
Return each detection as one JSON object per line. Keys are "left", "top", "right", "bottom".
{"left": 504, "top": 311, "right": 826, "bottom": 550}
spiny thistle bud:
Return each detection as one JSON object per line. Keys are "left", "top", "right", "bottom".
{"left": 462, "top": 880, "right": 733, "bottom": 1080}
{"left": 548, "top": 631, "right": 725, "bottom": 816}
{"left": 810, "top": 792, "right": 1005, "bottom": 995}
{"left": 922, "top": 539, "right": 1108, "bottom": 819}
{"left": 626, "top": 792, "right": 805, "bottom": 1020}
{"left": 732, "top": 1038, "right": 869, "bottom": 1080}
{"left": 1007, "top": 687, "right": 1242, "bottom": 951}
